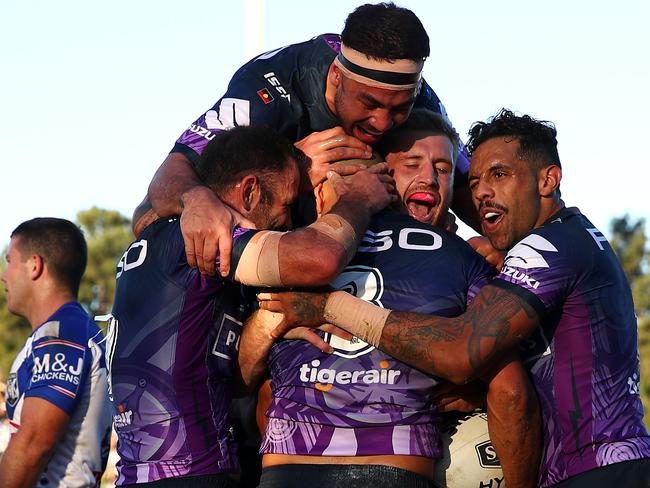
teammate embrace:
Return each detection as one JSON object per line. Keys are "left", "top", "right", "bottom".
{"left": 2, "top": 3, "right": 648, "bottom": 488}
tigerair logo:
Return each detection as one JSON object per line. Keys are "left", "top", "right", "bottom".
{"left": 299, "top": 359, "right": 401, "bottom": 392}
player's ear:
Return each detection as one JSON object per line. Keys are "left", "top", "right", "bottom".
{"left": 538, "top": 165, "right": 562, "bottom": 197}
{"left": 28, "top": 254, "right": 45, "bottom": 281}
{"left": 240, "top": 174, "right": 261, "bottom": 213}
{"left": 328, "top": 63, "right": 342, "bottom": 88}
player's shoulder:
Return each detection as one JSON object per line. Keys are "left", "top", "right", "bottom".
{"left": 507, "top": 207, "right": 597, "bottom": 266}
{"left": 33, "top": 302, "right": 100, "bottom": 348}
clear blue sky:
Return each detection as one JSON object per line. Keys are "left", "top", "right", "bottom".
{"left": 2, "top": 0, "right": 649, "bottom": 243}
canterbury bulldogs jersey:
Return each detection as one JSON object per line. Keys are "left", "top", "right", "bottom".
{"left": 261, "top": 211, "right": 493, "bottom": 457}
{"left": 108, "top": 218, "right": 257, "bottom": 484}
{"left": 173, "top": 34, "right": 470, "bottom": 186}
{"left": 5, "top": 302, "right": 112, "bottom": 487}
{"left": 491, "top": 207, "right": 650, "bottom": 487}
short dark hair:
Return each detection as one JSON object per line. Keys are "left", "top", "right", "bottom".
{"left": 377, "top": 109, "right": 459, "bottom": 162}
{"left": 196, "top": 125, "right": 304, "bottom": 198}
{"left": 342, "top": 3, "right": 429, "bottom": 61}
{"left": 11, "top": 217, "right": 87, "bottom": 295}
{"left": 467, "top": 109, "right": 562, "bottom": 171}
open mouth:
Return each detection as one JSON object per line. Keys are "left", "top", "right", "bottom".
{"left": 480, "top": 207, "right": 506, "bottom": 232}
{"left": 354, "top": 125, "right": 383, "bottom": 144}
{"left": 406, "top": 191, "right": 438, "bottom": 223}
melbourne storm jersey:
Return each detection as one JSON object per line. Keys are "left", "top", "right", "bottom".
{"left": 108, "top": 218, "right": 257, "bottom": 484}
{"left": 173, "top": 34, "right": 470, "bottom": 185}
{"left": 261, "top": 211, "right": 492, "bottom": 457}
{"left": 491, "top": 207, "right": 650, "bottom": 487}
{"left": 6, "top": 302, "right": 112, "bottom": 487}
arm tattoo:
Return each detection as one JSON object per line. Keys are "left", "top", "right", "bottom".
{"left": 380, "top": 285, "right": 539, "bottom": 380}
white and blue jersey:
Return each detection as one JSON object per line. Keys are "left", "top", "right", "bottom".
{"left": 5, "top": 301, "right": 112, "bottom": 487}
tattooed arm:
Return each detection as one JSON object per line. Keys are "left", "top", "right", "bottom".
{"left": 260, "top": 284, "right": 541, "bottom": 384}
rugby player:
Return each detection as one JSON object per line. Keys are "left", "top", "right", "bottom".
{"left": 261, "top": 110, "right": 650, "bottom": 487}
{"left": 107, "top": 125, "right": 394, "bottom": 486}
{"left": 0, "top": 218, "right": 112, "bottom": 487}
{"left": 241, "top": 111, "right": 540, "bottom": 488}
{"left": 135, "top": 2, "right": 477, "bottom": 278}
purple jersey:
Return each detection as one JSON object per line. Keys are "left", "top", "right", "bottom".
{"left": 108, "top": 219, "right": 257, "bottom": 484}
{"left": 262, "top": 212, "right": 492, "bottom": 457}
{"left": 492, "top": 207, "right": 650, "bottom": 487}
{"left": 172, "top": 34, "right": 470, "bottom": 186}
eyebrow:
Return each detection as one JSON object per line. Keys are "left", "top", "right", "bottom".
{"left": 359, "top": 92, "right": 414, "bottom": 110}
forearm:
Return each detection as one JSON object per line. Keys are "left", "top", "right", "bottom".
{"left": 148, "top": 152, "right": 205, "bottom": 216}
{"left": 321, "top": 285, "right": 538, "bottom": 383}
{"left": 239, "top": 310, "right": 280, "bottom": 389}
{"left": 278, "top": 198, "right": 372, "bottom": 285}
{"left": 0, "top": 431, "right": 54, "bottom": 487}
{"left": 484, "top": 358, "right": 541, "bottom": 488}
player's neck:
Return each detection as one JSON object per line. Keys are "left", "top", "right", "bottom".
{"left": 27, "top": 289, "right": 77, "bottom": 330}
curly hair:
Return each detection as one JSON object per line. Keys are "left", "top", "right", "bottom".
{"left": 467, "top": 109, "right": 561, "bottom": 170}
{"left": 341, "top": 3, "right": 429, "bottom": 61}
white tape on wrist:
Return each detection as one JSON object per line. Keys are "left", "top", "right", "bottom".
{"left": 323, "top": 291, "right": 390, "bottom": 347}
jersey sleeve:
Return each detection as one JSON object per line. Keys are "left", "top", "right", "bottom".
{"left": 24, "top": 335, "right": 91, "bottom": 415}
{"left": 415, "top": 79, "right": 470, "bottom": 186}
{"left": 172, "top": 68, "right": 297, "bottom": 165}
{"left": 226, "top": 227, "right": 260, "bottom": 281}
{"left": 491, "top": 231, "right": 574, "bottom": 317}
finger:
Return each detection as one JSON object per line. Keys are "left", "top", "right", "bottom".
{"left": 202, "top": 242, "right": 218, "bottom": 277}
{"left": 270, "top": 320, "right": 294, "bottom": 340}
{"left": 300, "top": 329, "right": 334, "bottom": 354}
{"left": 318, "top": 323, "right": 353, "bottom": 341}
{"left": 328, "top": 162, "right": 366, "bottom": 176}
{"left": 319, "top": 133, "right": 370, "bottom": 152}
{"left": 325, "top": 171, "right": 343, "bottom": 184}
{"left": 183, "top": 234, "right": 198, "bottom": 269}
{"left": 194, "top": 238, "right": 206, "bottom": 275}
{"left": 324, "top": 146, "right": 372, "bottom": 162}
{"left": 217, "top": 232, "right": 232, "bottom": 277}
{"left": 258, "top": 301, "right": 283, "bottom": 313}
{"left": 367, "top": 162, "right": 389, "bottom": 174}
{"left": 256, "top": 292, "right": 278, "bottom": 301}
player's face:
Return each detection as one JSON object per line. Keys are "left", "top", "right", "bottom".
{"left": 385, "top": 131, "right": 455, "bottom": 226}
{"left": 250, "top": 160, "right": 300, "bottom": 231}
{"left": 469, "top": 138, "right": 542, "bottom": 250}
{"left": 1, "top": 237, "right": 31, "bottom": 317}
{"left": 333, "top": 72, "right": 416, "bottom": 146}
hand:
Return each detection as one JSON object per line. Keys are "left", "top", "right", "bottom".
{"left": 296, "top": 127, "right": 372, "bottom": 189}
{"left": 257, "top": 290, "right": 330, "bottom": 338}
{"left": 467, "top": 236, "right": 505, "bottom": 270}
{"left": 180, "top": 186, "right": 255, "bottom": 276}
{"left": 432, "top": 380, "right": 487, "bottom": 413}
{"left": 327, "top": 163, "right": 397, "bottom": 214}
{"left": 284, "top": 324, "right": 353, "bottom": 353}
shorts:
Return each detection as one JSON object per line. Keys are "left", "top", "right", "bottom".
{"left": 258, "top": 463, "right": 433, "bottom": 488}
{"left": 121, "top": 473, "right": 239, "bottom": 487}
{"left": 554, "top": 458, "right": 650, "bottom": 487}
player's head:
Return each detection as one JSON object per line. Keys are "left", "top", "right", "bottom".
{"left": 377, "top": 109, "right": 458, "bottom": 227}
{"left": 327, "top": 2, "right": 429, "bottom": 145}
{"left": 467, "top": 109, "right": 563, "bottom": 250}
{"left": 3, "top": 218, "right": 87, "bottom": 317}
{"left": 197, "top": 125, "right": 303, "bottom": 231}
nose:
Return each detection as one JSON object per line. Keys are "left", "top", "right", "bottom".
{"left": 368, "top": 109, "right": 393, "bottom": 133}
{"left": 473, "top": 178, "right": 494, "bottom": 203}
{"left": 418, "top": 162, "right": 438, "bottom": 188}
